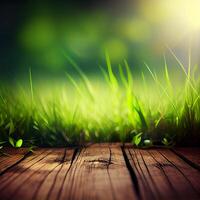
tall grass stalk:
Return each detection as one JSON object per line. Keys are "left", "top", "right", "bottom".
{"left": 0, "top": 52, "right": 199, "bottom": 147}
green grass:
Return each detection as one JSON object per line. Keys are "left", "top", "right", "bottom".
{"left": 0, "top": 51, "right": 200, "bottom": 147}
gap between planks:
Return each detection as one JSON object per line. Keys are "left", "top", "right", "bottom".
{"left": 125, "top": 146, "right": 200, "bottom": 200}
{"left": 0, "top": 145, "right": 200, "bottom": 200}
{"left": 172, "top": 148, "right": 200, "bottom": 171}
{"left": 0, "top": 145, "right": 138, "bottom": 200}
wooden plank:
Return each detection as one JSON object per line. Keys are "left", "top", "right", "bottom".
{"left": 0, "top": 148, "right": 74, "bottom": 200}
{"left": 173, "top": 148, "right": 200, "bottom": 170}
{"left": 0, "top": 148, "right": 51, "bottom": 188}
{"left": 0, "top": 145, "right": 137, "bottom": 200}
{"left": 34, "top": 148, "right": 75, "bottom": 200}
{"left": 1, "top": 146, "right": 199, "bottom": 200}
{"left": 159, "top": 149, "right": 200, "bottom": 194}
{"left": 125, "top": 147, "right": 200, "bottom": 200}
{"left": 58, "top": 144, "right": 138, "bottom": 200}
{"left": 0, "top": 148, "right": 29, "bottom": 174}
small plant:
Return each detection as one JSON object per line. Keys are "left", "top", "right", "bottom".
{"left": 9, "top": 137, "right": 23, "bottom": 148}
{"left": 162, "top": 134, "right": 175, "bottom": 147}
{"left": 132, "top": 132, "right": 143, "bottom": 146}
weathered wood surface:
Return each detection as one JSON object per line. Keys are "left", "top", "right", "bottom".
{"left": 0, "top": 148, "right": 29, "bottom": 174}
{"left": 125, "top": 147, "right": 200, "bottom": 200}
{"left": 0, "top": 145, "right": 199, "bottom": 200}
{"left": 173, "top": 148, "right": 200, "bottom": 169}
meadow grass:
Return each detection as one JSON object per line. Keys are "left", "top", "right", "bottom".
{"left": 0, "top": 51, "right": 200, "bottom": 147}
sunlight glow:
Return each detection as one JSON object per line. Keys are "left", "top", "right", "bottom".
{"left": 184, "top": 0, "right": 200, "bottom": 31}
{"left": 140, "top": 0, "right": 200, "bottom": 32}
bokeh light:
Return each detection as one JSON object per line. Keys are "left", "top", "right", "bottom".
{"left": 0, "top": 0, "right": 200, "bottom": 78}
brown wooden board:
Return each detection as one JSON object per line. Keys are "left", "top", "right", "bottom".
{"left": 173, "top": 148, "right": 200, "bottom": 170}
{"left": 125, "top": 147, "right": 200, "bottom": 200}
{"left": 0, "top": 148, "right": 74, "bottom": 200}
{"left": 0, "top": 145, "right": 137, "bottom": 200}
{"left": 58, "top": 144, "right": 137, "bottom": 200}
{"left": 0, "top": 146, "right": 200, "bottom": 200}
{"left": 0, "top": 148, "right": 29, "bottom": 174}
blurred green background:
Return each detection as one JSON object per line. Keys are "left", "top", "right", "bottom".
{"left": 0, "top": 0, "right": 200, "bottom": 82}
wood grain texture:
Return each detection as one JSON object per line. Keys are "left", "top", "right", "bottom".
{"left": 0, "top": 146, "right": 200, "bottom": 200}
{"left": 0, "top": 148, "right": 29, "bottom": 174}
{"left": 0, "top": 148, "right": 74, "bottom": 200}
{"left": 0, "top": 145, "right": 137, "bottom": 200}
{"left": 125, "top": 147, "right": 200, "bottom": 200}
{"left": 59, "top": 144, "right": 137, "bottom": 200}
{"left": 173, "top": 148, "right": 200, "bottom": 169}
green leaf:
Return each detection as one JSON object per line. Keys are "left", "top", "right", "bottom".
{"left": 9, "top": 137, "right": 15, "bottom": 147}
{"left": 15, "top": 139, "right": 23, "bottom": 148}
{"left": 132, "top": 132, "right": 143, "bottom": 146}
{"left": 28, "top": 146, "right": 36, "bottom": 153}
{"left": 162, "top": 138, "right": 169, "bottom": 146}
